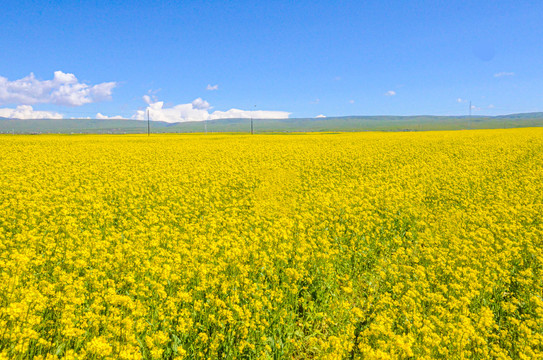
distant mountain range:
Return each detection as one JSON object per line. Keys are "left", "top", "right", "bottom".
{"left": 1, "top": 112, "right": 543, "bottom": 134}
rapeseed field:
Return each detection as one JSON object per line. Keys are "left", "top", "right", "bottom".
{"left": 0, "top": 129, "right": 542, "bottom": 359}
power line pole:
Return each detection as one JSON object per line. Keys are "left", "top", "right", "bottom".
{"left": 250, "top": 105, "right": 256, "bottom": 135}
{"left": 468, "top": 101, "right": 472, "bottom": 130}
{"left": 147, "top": 109, "right": 150, "bottom": 136}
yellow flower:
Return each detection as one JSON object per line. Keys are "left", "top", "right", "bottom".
{"left": 87, "top": 336, "right": 112, "bottom": 357}
{"left": 1, "top": 129, "right": 542, "bottom": 358}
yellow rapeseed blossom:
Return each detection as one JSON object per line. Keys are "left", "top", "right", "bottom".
{"left": 0, "top": 129, "right": 542, "bottom": 359}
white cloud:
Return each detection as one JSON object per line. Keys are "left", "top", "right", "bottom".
{"left": 0, "top": 105, "right": 63, "bottom": 119}
{"left": 133, "top": 101, "right": 209, "bottom": 123}
{"left": 457, "top": 98, "right": 466, "bottom": 103}
{"left": 315, "top": 114, "right": 326, "bottom": 118}
{"left": 191, "top": 97, "right": 211, "bottom": 110}
{"left": 349, "top": 100, "right": 355, "bottom": 104}
{"left": 143, "top": 90, "right": 160, "bottom": 105}
{"left": 494, "top": 72, "right": 514, "bottom": 78}
{"left": 206, "top": 84, "right": 219, "bottom": 91}
{"left": 488, "top": 104, "right": 495, "bottom": 109}
{"left": 132, "top": 98, "right": 290, "bottom": 123}
{"left": 0, "top": 71, "right": 117, "bottom": 106}
{"left": 209, "top": 109, "right": 289, "bottom": 120}
{"left": 384, "top": 90, "right": 396, "bottom": 96}
{"left": 311, "top": 98, "right": 320, "bottom": 104}
{"left": 142, "top": 95, "right": 152, "bottom": 104}
{"left": 96, "top": 113, "right": 124, "bottom": 120}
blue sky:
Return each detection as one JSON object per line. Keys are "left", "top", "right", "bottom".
{"left": 1, "top": 0, "right": 542, "bottom": 121}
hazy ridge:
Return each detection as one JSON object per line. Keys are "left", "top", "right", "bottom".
{"left": 2, "top": 112, "right": 543, "bottom": 134}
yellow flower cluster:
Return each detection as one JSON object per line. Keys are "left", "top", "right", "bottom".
{"left": 0, "top": 129, "right": 542, "bottom": 359}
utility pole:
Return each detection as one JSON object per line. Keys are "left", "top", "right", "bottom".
{"left": 250, "top": 109, "right": 254, "bottom": 135}
{"left": 468, "top": 101, "right": 472, "bottom": 130}
{"left": 147, "top": 109, "right": 150, "bottom": 136}
{"left": 250, "top": 105, "right": 256, "bottom": 135}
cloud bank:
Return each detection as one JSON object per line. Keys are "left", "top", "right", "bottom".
{"left": 133, "top": 97, "right": 290, "bottom": 123}
{"left": 0, "top": 105, "right": 63, "bottom": 119}
{"left": 96, "top": 113, "right": 124, "bottom": 120}
{"left": 0, "top": 71, "right": 117, "bottom": 106}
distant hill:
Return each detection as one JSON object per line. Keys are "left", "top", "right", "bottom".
{"left": 493, "top": 112, "right": 543, "bottom": 119}
{"left": 1, "top": 113, "right": 543, "bottom": 134}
